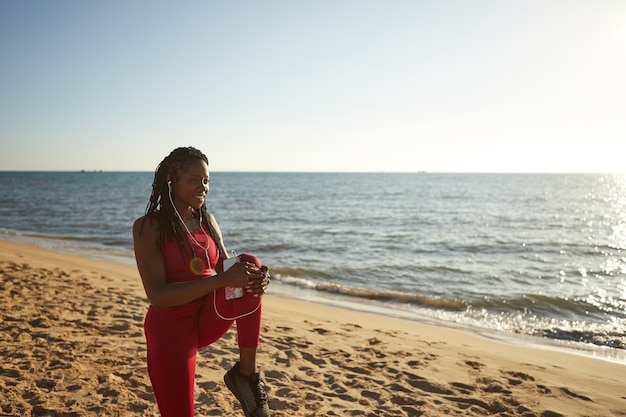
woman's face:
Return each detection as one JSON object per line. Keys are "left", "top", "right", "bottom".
{"left": 172, "top": 159, "right": 210, "bottom": 210}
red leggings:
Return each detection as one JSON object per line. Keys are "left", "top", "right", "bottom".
{"left": 144, "top": 288, "right": 262, "bottom": 417}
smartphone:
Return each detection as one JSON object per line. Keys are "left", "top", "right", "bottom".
{"left": 223, "top": 257, "right": 244, "bottom": 300}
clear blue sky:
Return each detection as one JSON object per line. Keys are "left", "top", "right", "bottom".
{"left": 1, "top": 0, "right": 625, "bottom": 172}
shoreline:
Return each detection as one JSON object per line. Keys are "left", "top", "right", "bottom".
{"left": 4, "top": 230, "right": 625, "bottom": 365}
{"left": 1, "top": 238, "right": 625, "bottom": 416}
{"left": 4, "top": 226, "right": 626, "bottom": 362}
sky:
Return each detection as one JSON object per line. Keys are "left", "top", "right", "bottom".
{"left": 1, "top": 0, "right": 625, "bottom": 173}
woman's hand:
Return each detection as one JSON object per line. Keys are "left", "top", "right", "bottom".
{"left": 222, "top": 256, "right": 270, "bottom": 296}
{"left": 223, "top": 261, "right": 256, "bottom": 288}
{"left": 246, "top": 265, "right": 270, "bottom": 297}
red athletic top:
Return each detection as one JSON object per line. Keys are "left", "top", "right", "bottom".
{"left": 161, "top": 225, "right": 220, "bottom": 283}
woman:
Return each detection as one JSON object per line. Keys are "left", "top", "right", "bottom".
{"left": 133, "top": 147, "right": 271, "bottom": 417}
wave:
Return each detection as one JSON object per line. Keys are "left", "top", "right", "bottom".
{"left": 470, "top": 293, "right": 626, "bottom": 322}
{"left": 269, "top": 270, "right": 626, "bottom": 352}
{"left": 536, "top": 328, "right": 626, "bottom": 349}
{"left": 271, "top": 273, "right": 466, "bottom": 311}
{"left": 0, "top": 228, "right": 135, "bottom": 264}
{"left": 455, "top": 304, "right": 626, "bottom": 352}
{"left": 0, "top": 228, "right": 91, "bottom": 242}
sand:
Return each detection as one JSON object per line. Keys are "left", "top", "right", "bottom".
{"left": 1, "top": 239, "right": 625, "bottom": 417}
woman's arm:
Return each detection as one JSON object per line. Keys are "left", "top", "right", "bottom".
{"left": 132, "top": 216, "right": 256, "bottom": 309}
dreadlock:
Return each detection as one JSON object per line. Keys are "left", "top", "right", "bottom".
{"left": 140, "top": 147, "right": 210, "bottom": 249}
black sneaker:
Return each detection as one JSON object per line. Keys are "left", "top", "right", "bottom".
{"left": 224, "top": 362, "right": 270, "bottom": 417}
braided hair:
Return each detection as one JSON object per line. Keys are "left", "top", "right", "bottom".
{"left": 141, "top": 147, "right": 210, "bottom": 248}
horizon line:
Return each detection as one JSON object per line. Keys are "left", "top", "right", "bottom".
{"left": 1, "top": 170, "right": 625, "bottom": 175}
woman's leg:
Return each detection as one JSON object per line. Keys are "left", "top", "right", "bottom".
{"left": 235, "top": 301, "right": 263, "bottom": 376}
{"left": 197, "top": 289, "right": 263, "bottom": 373}
{"left": 197, "top": 289, "right": 236, "bottom": 347}
{"left": 144, "top": 304, "right": 201, "bottom": 417}
{"left": 201, "top": 289, "right": 268, "bottom": 415}
{"left": 197, "top": 288, "right": 262, "bottom": 349}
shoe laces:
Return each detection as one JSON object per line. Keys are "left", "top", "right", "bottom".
{"left": 250, "top": 374, "right": 269, "bottom": 406}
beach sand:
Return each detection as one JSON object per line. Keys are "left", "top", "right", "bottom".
{"left": 1, "top": 239, "right": 625, "bottom": 417}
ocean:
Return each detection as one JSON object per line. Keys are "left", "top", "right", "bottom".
{"left": 1, "top": 171, "right": 625, "bottom": 361}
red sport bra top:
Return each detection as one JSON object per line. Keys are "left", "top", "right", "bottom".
{"left": 161, "top": 225, "right": 220, "bottom": 283}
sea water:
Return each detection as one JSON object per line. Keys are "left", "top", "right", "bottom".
{"left": 1, "top": 171, "right": 625, "bottom": 360}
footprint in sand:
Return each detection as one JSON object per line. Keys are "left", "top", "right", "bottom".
{"left": 559, "top": 387, "right": 592, "bottom": 402}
